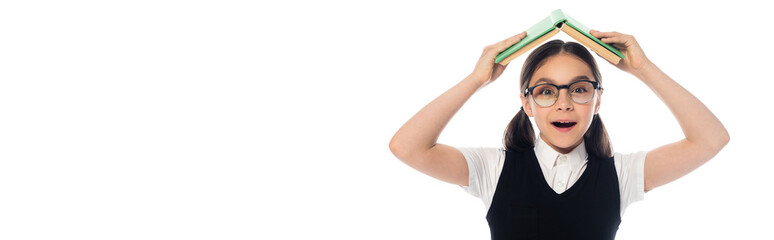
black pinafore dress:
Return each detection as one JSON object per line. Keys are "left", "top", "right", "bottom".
{"left": 485, "top": 149, "right": 621, "bottom": 240}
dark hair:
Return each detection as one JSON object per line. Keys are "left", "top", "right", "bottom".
{"left": 503, "top": 39, "right": 612, "bottom": 159}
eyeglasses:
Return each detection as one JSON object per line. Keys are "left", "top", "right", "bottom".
{"left": 523, "top": 80, "right": 602, "bottom": 107}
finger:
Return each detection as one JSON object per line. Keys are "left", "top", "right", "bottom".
{"left": 600, "top": 36, "right": 632, "bottom": 47}
{"left": 590, "top": 30, "right": 621, "bottom": 39}
{"left": 493, "top": 31, "right": 527, "bottom": 52}
{"left": 590, "top": 30, "right": 612, "bottom": 38}
{"left": 492, "top": 64, "right": 507, "bottom": 78}
{"left": 483, "top": 32, "right": 526, "bottom": 60}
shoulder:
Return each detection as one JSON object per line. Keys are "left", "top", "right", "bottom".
{"left": 614, "top": 151, "right": 648, "bottom": 161}
{"left": 457, "top": 146, "right": 506, "bottom": 200}
{"left": 456, "top": 146, "right": 507, "bottom": 174}
{"left": 457, "top": 146, "right": 506, "bottom": 162}
{"left": 613, "top": 150, "right": 649, "bottom": 213}
{"left": 613, "top": 151, "right": 648, "bottom": 170}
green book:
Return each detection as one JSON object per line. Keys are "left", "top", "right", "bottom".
{"left": 495, "top": 9, "right": 625, "bottom": 65}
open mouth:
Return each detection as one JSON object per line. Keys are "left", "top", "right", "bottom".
{"left": 551, "top": 121, "right": 577, "bottom": 129}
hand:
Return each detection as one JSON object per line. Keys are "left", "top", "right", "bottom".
{"left": 589, "top": 30, "right": 652, "bottom": 75}
{"left": 469, "top": 31, "right": 527, "bottom": 86}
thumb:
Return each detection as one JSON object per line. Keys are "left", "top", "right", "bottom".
{"left": 491, "top": 63, "right": 507, "bottom": 80}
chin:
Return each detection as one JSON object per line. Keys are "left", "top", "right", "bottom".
{"left": 544, "top": 132, "right": 584, "bottom": 151}
{"left": 556, "top": 138, "right": 582, "bottom": 149}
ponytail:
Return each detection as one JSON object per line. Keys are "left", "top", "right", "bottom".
{"left": 583, "top": 114, "right": 613, "bottom": 159}
{"left": 503, "top": 107, "right": 535, "bottom": 152}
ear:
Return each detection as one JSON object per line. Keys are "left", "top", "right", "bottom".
{"left": 593, "top": 89, "right": 602, "bottom": 115}
{"left": 520, "top": 94, "right": 534, "bottom": 117}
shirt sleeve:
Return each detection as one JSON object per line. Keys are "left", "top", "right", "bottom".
{"left": 457, "top": 147, "right": 504, "bottom": 207}
{"left": 613, "top": 151, "right": 647, "bottom": 215}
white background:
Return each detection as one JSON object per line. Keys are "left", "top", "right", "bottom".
{"left": 1, "top": 0, "right": 771, "bottom": 239}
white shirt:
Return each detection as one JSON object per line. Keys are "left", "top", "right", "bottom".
{"left": 459, "top": 136, "right": 647, "bottom": 216}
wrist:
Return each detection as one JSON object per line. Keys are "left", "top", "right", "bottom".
{"left": 465, "top": 74, "right": 488, "bottom": 87}
{"left": 463, "top": 74, "right": 489, "bottom": 92}
{"left": 632, "top": 60, "right": 657, "bottom": 79}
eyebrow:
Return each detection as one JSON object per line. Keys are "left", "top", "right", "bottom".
{"left": 535, "top": 76, "right": 592, "bottom": 85}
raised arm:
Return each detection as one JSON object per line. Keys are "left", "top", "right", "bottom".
{"left": 389, "top": 32, "right": 527, "bottom": 186}
{"left": 590, "top": 30, "right": 730, "bottom": 191}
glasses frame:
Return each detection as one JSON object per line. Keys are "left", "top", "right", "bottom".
{"left": 523, "top": 80, "right": 602, "bottom": 107}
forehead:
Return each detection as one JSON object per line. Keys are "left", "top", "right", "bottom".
{"left": 530, "top": 54, "right": 594, "bottom": 85}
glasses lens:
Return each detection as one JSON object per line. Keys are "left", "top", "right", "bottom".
{"left": 569, "top": 81, "right": 595, "bottom": 103}
{"left": 532, "top": 84, "right": 558, "bottom": 107}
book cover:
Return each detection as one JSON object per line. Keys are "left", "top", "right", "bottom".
{"left": 494, "top": 9, "right": 625, "bottom": 65}
{"left": 494, "top": 10, "right": 566, "bottom": 64}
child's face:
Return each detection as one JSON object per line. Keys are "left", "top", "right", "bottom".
{"left": 521, "top": 53, "right": 601, "bottom": 153}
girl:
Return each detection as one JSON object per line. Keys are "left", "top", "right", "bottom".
{"left": 388, "top": 30, "right": 729, "bottom": 239}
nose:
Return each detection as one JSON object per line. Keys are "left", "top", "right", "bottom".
{"left": 555, "top": 89, "right": 574, "bottom": 111}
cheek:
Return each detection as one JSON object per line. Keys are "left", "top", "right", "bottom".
{"left": 530, "top": 108, "right": 552, "bottom": 130}
{"left": 579, "top": 103, "right": 597, "bottom": 115}
{"left": 578, "top": 106, "right": 598, "bottom": 133}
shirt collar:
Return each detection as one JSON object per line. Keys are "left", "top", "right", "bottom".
{"left": 534, "top": 135, "right": 588, "bottom": 169}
